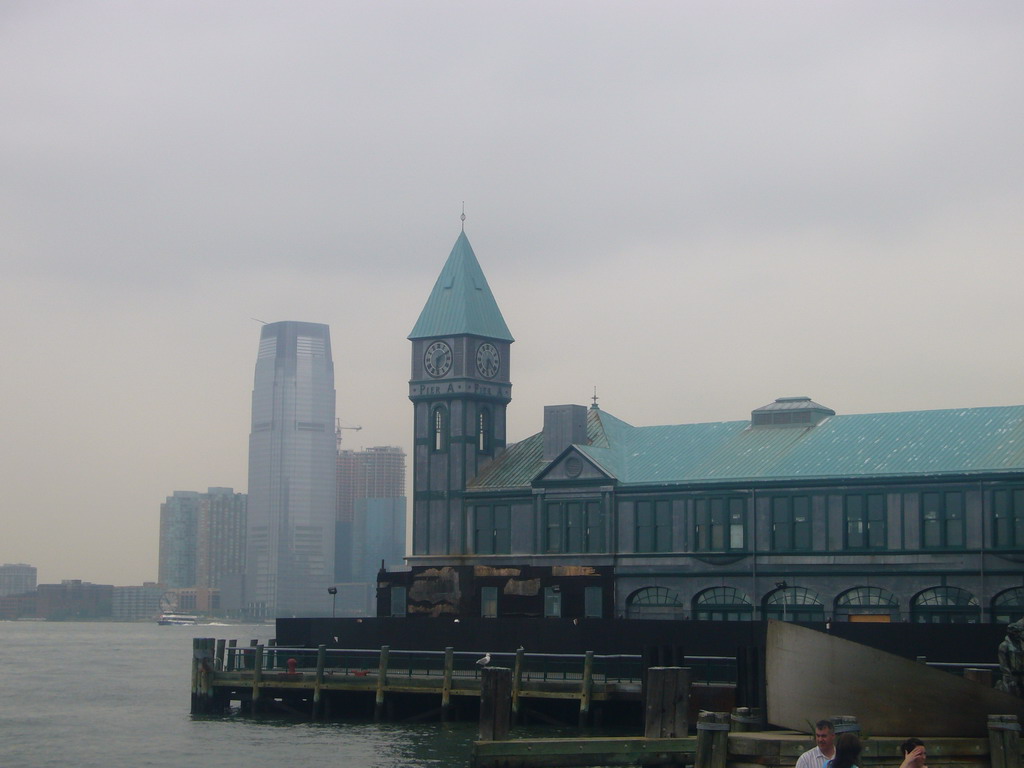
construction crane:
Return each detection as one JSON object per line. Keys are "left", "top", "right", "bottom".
{"left": 336, "top": 418, "right": 362, "bottom": 450}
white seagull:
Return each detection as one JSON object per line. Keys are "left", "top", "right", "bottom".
{"left": 475, "top": 652, "right": 492, "bottom": 667}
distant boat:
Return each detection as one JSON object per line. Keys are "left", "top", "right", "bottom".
{"left": 157, "top": 613, "right": 198, "bottom": 626}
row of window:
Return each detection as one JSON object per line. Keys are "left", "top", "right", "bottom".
{"left": 472, "top": 488, "right": 1024, "bottom": 554}
{"left": 431, "top": 405, "right": 492, "bottom": 453}
{"left": 623, "top": 584, "right": 1020, "bottom": 624}
{"left": 389, "top": 583, "right": 1024, "bottom": 623}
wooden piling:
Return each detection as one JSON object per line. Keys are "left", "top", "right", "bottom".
{"left": 251, "top": 645, "right": 264, "bottom": 713}
{"left": 191, "top": 637, "right": 216, "bottom": 714}
{"left": 989, "top": 714, "right": 1021, "bottom": 768}
{"left": 441, "top": 646, "right": 454, "bottom": 721}
{"left": 695, "top": 711, "right": 729, "bottom": 768}
{"left": 226, "top": 639, "right": 237, "bottom": 671}
{"left": 512, "top": 647, "right": 524, "bottom": 721}
{"left": 644, "top": 667, "right": 690, "bottom": 738}
{"left": 215, "top": 638, "right": 226, "bottom": 671}
{"left": 579, "top": 650, "right": 595, "bottom": 728}
{"left": 479, "top": 666, "right": 512, "bottom": 741}
{"left": 374, "top": 645, "right": 390, "bottom": 722}
{"left": 312, "top": 644, "right": 327, "bottom": 719}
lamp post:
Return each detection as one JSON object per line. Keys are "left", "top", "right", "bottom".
{"left": 328, "top": 586, "right": 338, "bottom": 618}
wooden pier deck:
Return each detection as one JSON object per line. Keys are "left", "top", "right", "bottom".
{"left": 191, "top": 638, "right": 655, "bottom": 723}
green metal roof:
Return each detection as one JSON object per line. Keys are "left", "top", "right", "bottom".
{"left": 468, "top": 404, "right": 1024, "bottom": 491}
{"left": 409, "top": 232, "right": 514, "bottom": 342}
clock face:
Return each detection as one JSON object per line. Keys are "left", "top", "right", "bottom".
{"left": 424, "top": 340, "right": 453, "bottom": 377}
{"left": 476, "top": 342, "right": 500, "bottom": 379}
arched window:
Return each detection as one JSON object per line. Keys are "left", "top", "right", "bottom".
{"left": 625, "top": 586, "right": 684, "bottom": 620}
{"left": 431, "top": 406, "right": 448, "bottom": 453}
{"left": 693, "top": 586, "right": 753, "bottom": 621}
{"left": 764, "top": 586, "right": 824, "bottom": 623}
{"left": 834, "top": 586, "right": 899, "bottom": 623}
{"left": 910, "top": 586, "right": 979, "bottom": 624}
{"left": 992, "top": 588, "right": 1024, "bottom": 624}
{"left": 477, "top": 407, "right": 491, "bottom": 453}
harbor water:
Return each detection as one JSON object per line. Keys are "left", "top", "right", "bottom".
{"left": 0, "top": 621, "right": 481, "bottom": 768}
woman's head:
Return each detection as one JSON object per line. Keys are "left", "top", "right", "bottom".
{"left": 900, "top": 738, "right": 925, "bottom": 756}
{"left": 832, "top": 732, "right": 862, "bottom": 768}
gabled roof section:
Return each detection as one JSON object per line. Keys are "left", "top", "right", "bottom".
{"left": 466, "top": 403, "right": 1024, "bottom": 492}
{"left": 409, "top": 231, "right": 514, "bottom": 341}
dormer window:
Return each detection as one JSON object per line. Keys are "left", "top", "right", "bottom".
{"left": 751, "top": 396, "right": 835, "bottom": 427}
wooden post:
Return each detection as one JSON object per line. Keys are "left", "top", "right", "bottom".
{"left": 989, "top": 714, "right": 1021, "bottom": 768}
{"left": 479, "top": 666, "right": 512, "bottom": 741}
{"left": 374, "top": 645, "right": 390, "bottom": 722}
{"left": 695, "top": 711, "right": 730, "bottom": 768}
{"left": 226, "top": 639, "right": 237, "bottom": 671}
{"left": 215, "top": 638, "right": 226, "bottom": 671}
{"left": 579, "top": 650, "right": 595, "bottom": 728}
{"left": 441, "top": 647, "right": 454, "bottom": 721}
{"left": 511, "top": 647, "right": 525, "bottom": 721}
{"left": 731, "top": 706, "right": 763, "bottom": 732}
{"left": 251, "top": 645, "right": 264, "bottom": 713}
{"left": 312, "top": 644, "right": 327, "bottom": 719}
{"left": 644, "top": 666, "right": 690, "bottom": 738}
{"left": 191, "top": 637, "right": 216, "bottom": 714}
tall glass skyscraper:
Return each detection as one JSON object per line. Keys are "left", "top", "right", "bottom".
{"left": 246, "top": 321, "right": 337, "bottom": 618}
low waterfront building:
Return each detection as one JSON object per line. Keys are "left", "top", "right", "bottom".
{"left": 378, "top": 229, "right": 1024, "bottom": 625}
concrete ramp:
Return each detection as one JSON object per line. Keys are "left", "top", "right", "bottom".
{"left": 766, "top": 620, "right": 1024, "bottom": 736}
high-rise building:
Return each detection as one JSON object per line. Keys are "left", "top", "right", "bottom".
{"left": 196, "top": 487, "right": 247, "bottom": 591}
{"left": 158, "top": 487, "right": 246, "bottom": 599}
{"left": 158, "top": 491, "right": 200, "bottom": 588}
{"left": 0, "top": 563, "right": 37, "bottom": 597}
{"left": 246, "top": 321, "right": 337, "bottom": 618}
{"left": 335, "top": 446, "right": 406, "bottom": 583}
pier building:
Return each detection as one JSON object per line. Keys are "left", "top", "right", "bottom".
{"left": 378, "top": 230, "right": 1024, "bottom": 626}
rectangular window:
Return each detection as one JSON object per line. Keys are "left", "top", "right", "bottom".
{"left": 994, "top": 489, "right": 1024, "bottom": 548}
{"left": 390, "top": 586, "right": 407, "bottom": 617}
{"left": 695, "top": 497, "right": 745, "bottom": 551}
{"left": 922, "top": 491, "right": 965, "bottom": 549}
{"left": 475, "top": 506, "right": 494, "bottom": 555}
{"left": 545, "top": 503, "right": 562, "bottom": 553}
{"left": 771, "top": 496, "right": 811, "bottom": 551}
{"left": 494, "top": 506, "right": 511, "bottom": 554}
{"left": 586, "top": 502, "right": 606, "bottom": 553}
{"left": 566, "top": 502, "right": 584, "bottom": 553}
{"left": 474, "top": 505, "right": 511, "bottom": 555}
{"left": 481, "top": 586, "right": 498, "bottom": 618}
{"left": 635, "top": 500, "right": 673, "bottom": 552}
{"left": 546, "top": 501, "right": 605, "bottom": 554}
{"left": 585, "top": 586, "right": 603, "bottom": 619}
{"left": 845, "top": 493, "right": 886, "bottom": 550}
{"left": 636, "top": 501, "right": 654, "bottom": 552}
{"left": 544, "top": 587, "right": 562, "bottom": 618}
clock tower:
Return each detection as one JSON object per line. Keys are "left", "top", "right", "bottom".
{"left": 408, "top": 231, "right": 513, "bottom": 556}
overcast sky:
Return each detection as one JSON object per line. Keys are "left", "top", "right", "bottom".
{"left": 2, "top": 2, "right": 1022, "bottom": 586}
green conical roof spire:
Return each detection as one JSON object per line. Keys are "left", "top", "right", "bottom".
{"left": 409, "top": 231, "right": 514, "bottom": 341}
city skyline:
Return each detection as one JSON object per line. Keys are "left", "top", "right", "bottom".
{"left": 3, "top": 3, "right": 1022, "bottom": 586}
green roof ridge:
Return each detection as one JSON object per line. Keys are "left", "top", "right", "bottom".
{"left": 409, "top": 231, "right": 514, "bottom": 341}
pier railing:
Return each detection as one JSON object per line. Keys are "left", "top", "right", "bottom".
{"left": 223, "top": 643, "right": 644, "bottom": 682}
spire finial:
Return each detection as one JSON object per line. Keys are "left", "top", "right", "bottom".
{"left": 461, "top": 201, "right": 466, "bottom": 232}
{"left": 591, "top": 386, "right": 600, "bottom": 410}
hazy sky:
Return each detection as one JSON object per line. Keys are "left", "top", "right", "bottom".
{"left": 3, "top": 2, "right": 1022, "bottom": 586}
